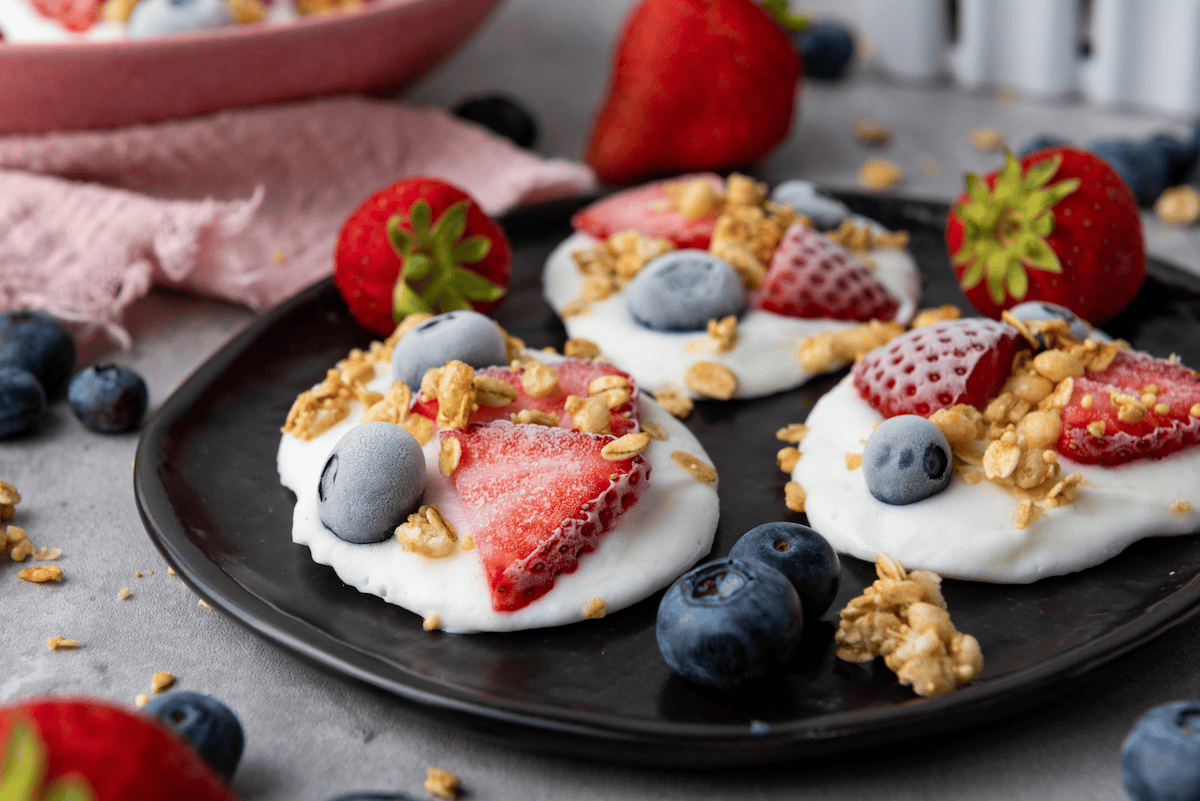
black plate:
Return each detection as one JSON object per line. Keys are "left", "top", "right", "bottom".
{"left": 134, "top": 192, "right": 1200, "bottom": 767}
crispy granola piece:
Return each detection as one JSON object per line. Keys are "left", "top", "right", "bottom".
{"left": 798, "top": 320, "right": 906, "bottom": 374}
{"left": 424, "top": 768, "right": 461, "bottom": 800}
{"left": 676, "top": 177, "right": 724, "bottom": 220}
{"left": 672, "top": 450, "right": 717, "bottom": 484}
{"left": 929, "top": 405, "right": 986, "bottom": 446}
{"left": 686, "top": 361, "right": 738, "bottom": 400}
{"left": 776, "top": 423, "right": 809, "bottom": 444}
{"left": 564, "top": 338, "right": 603, "bottom": 360}
{"left": 438, "top": 437, "right": 462, "bottom": 477}
{"left": 564, "top": 395, "right": 611, "bottom": 434}
{"left": 910, "top": 305, "right": 963, "bottom": 329}
{"left": 845, "top": 453, "right": 863, "bottom": 471}
{"left": 282, "top": 369, "right": 355, "bottom": 441}
{"left": 784, "top": 481, "right": 807, "bottom": 512}
{"left": 395, "top": 505, "right": 458, "bottom": 558}
{"left": 854, "top": 119, "right": 892, "bottom": 146}
{"left": 435, "top": 361, "right": 478, "bottom": 430}
{"left": 777, "top": 446, "right": 801, "bottom": 473}
{"left": 836, "top": 554, "right": 981, "bottom": 697}
{"left": 402, "top": 414, "right": 435, "bottom": 446}
{"left": 362, "top": 381, "right": 413, "bottom": 425}
{"left": 151, "top": 672, "right": 175, "bottom": 693}
{"left": 584, "top": 597, "right": 608, "bottom": 620}
{"left": 653, "top": 386, "right": 693, "bottom": 419}
{"left": 19, "top": 565, "right": 62, "bottom": 583}
{"left": 510, "top": 409, "right": 559, "bottom": 427}
{"left": 1156, "top": 186, "right": 1200, "bottom": 227}
{"left": 825, "top": 219, "right": 910, "bottom": 254}
{"left": 47, "top": 637, "right": 79, "bottom": 650}
{"left": 0, "top": 480, "right": 19, "bottom": 511}
{"left": 1171, "top": 499, "right": 1195, "bottom": 513}
{"left": 706, "top": 315, "right": 739, "bottom": 353}
{"left": 602, "top": 432, "right": 651, "bottom": 461}
{"left": 642, "top": 420, "right": 669, "bottom": 441}
{"left": 423, "top": 614, "right": 442, "bottom": 631}
{"left": 589, "top": 374, "right": 631, "bottom": 409}
{"left": 858, "top": 158, "right": 904, "bottom": 191}
{"left": 474, "top": 376, "right": 518, "bottom": 408}
{"left": 519, "top": 360, "right": 560, "bottom": 399}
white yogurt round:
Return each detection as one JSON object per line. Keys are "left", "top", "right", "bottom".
{"left": 542, "top": 230, "right": 922, "bottom": 400}
{"left": 794, "top": 376, "right": 1200, "bottom": 583}
{"left": 278, "top": 357, "right": 720, "bottom": 633}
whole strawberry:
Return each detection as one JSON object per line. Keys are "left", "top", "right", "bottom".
{"left": 585, "top": 0, "right": 804, "bottom": 185}
{"left": 0, "top": 697, "right": 239, "bottom": 801}
{"left": 946, "top": 148, "right": 1146, "bottom": 324}
{"left": 334, "top": 178, "right": 512, "bottom": 337}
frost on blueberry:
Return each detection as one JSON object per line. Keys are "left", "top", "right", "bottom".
{"left": 624, "top": 250, "right": 746, "bottom": 332}
{"left": 390, "top": 310, "right": 506, "bottom": 391}
{"left": 862, "top": 415, "right": 952, "bottom": 505}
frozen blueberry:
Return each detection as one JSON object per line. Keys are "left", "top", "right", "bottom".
{"left": 862, "top": 415, "right": 952, "bottom": 505}
{"left": 656, "top": 557, "right": 803, "bottom": 689}
{"left": 390, "top": 310, "right": 507, "bottom": 390}
{"left": 624, "top": 251, "right": 746, "bottom": 332}
{"left": 1089, "top": 137, "right": 1174, "bottom": 206}
{"left": 729, "top": 522, "right": 840, "bottom": 618}
{"left": 795, "top": 20, "right": 855, "bottom": 80}
{"left": 0, "top": 309, "right": 76, "bottom": 398}
{"left": 142, "top": 691, "right": 245, "bottom": 782}
{"left": 126, "top": 0, "right": 235, "bottom": 37}
{"left": 67, "top": 364, "right": 148, "bottom": 433}
{"left": 453, "top": 94, "right": 538, "bottom": 149}
{"left": 1007, "top": 300, "right": 1111, "bottom": 343}
{"left": 769, "top": 180, "right": 850, "bottom": 230}
{"left": 1121, "top": 700, "right": 1200, "bottom": 801}
{"left": 0, "top": 367, "right": 45, "bottom": 439}
{"left": 1016, "top": 134, "right": 1071, "bottom": 158}
{"left": 318, "top": 422, "right": 426, "bottom": 544}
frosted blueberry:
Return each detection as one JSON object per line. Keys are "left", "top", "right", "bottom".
{"left": 1007, "top": 300, "right": 1111, "bottom": 343}
{"left": 390, "top": 310, "right": 507, "bottom": 390}
{"left": 1121, "top": 701, "right": 1200, "bottom": 801}
{"left": 127, "top": 0, "right": 234, "bottom": 37}
{"left": 624, "top": 250, "right": 745, "bottom": 332}
{"left": 769, "top": 180, "right": 849, "bottom": 230}
{"left": 862, "top": 415, "right": 952, "bottom": 505}
{"left": 318, "top": 422, "right": 426, "bottom": 544}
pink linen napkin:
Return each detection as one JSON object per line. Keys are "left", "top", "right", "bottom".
{"left": 0, "top": 96, "right": 597, "bottom": 347}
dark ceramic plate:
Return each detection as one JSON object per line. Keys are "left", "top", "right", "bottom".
{"left": 134, "top": 193, "right": 1200, "bottom": 767}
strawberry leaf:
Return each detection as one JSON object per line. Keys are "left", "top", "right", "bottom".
{"left": 387, "top": 217, "right": 415, "bottom": 254}
{"left": 1019, "top": 234, "right": 1063, "bottom": 274}
{"left": 1006, "top": 263, "right": 1029, "bottom": 299}
{"left": 394, "top": 282, "right": 433, "bottom": 319}
{"left": 409, "top": 200, "right": 432, "bottom": 237}
{"left": 451, "top": 268, "right": 507, "bottom": 302}
{"left": 1045, "top": 176, "right": 1082, "bottom": 207}
{"left": 986, "top": 251, "right": 1011, "bottom": 305}
{"left": 1, "top": 719, "right": 45, "bottom": 801}
{"left": 431, "top": 201, "right": 468, "bottom": 247}
{"left": 41, "top": 776, "right": 94, "bottom": 801}
{"left": 452, "top": 235, "right": 492, "bottom": 264}
{"left": 995, "top": 154, "right": 1022, "bottom": 201}
{"left": 1020, "top": 154, "right": 1062, "bottom": 192}
{"left": 762, "top": 0, "right": 809, "bottom": 30}
{"left": 403, "top": 253, "right": 433, "bottom": 281}
{"left": 960, "top": 258, "right": 985, "bottom": 289}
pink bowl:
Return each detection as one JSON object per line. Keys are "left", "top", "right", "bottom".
{"left": 0, "top": 0, "right": 505, "bottom": 135}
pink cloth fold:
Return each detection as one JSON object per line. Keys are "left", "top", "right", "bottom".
{"left": 0, "top": 96, "right": 596, "bottom": 347}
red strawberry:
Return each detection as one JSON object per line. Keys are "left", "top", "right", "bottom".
{"left": 571, "top": 174, "right": 724, "bottom": 249}
{"left": 446, "top": 421, "right": 650, "bottom": 612}
{"left": 584, "top": 0, "right": 803, "bottom": 185}
{"left": 413, "top": 358, "right": 641, "bottom": 437}
{"left": 852, "top": 318, "right": 1030, "bottom": 419}
{"left": 334, "top": 178, "right": 512, "bottom": 337}
{"left": 946, "top": 147, "right": 1146, "bottom": 324}
{"left": 754, "top": 222, "right": 899, "bottom": 321}
{"left": 29, "top": 0, "right": 102, "bottom": 32}
{"left": 1059, "top": 350, "right": 1200, "bottom": 466}
{"left": 0, "top": 697, "right": 238, "bottom": 801}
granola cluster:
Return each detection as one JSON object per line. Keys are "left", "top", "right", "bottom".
{"left": 799, "top": 320, "right": 906, "bottom": 374}
{"left": 566, "top": 230, "right": 676, "bottom": 317}
{"left": 2, "top": 482, "right": 63, "bottom": 579}
{"left": 836, "top": 554, "right": 983, "bottom": 697}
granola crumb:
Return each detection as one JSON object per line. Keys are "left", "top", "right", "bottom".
{"left": 424, "top": 767, "right": 460, "bottom": 800}
{"left": 438, "top": 437, "right": 462, "bottom": 477}
{"left": 151, "top": 672, "right": 175, "bottom": 693}
{"left": 653, "top": 386, "right": 693, "bottom": 419}
{"left": 564, "top": 338, "right": 603, "bottom": 360}
{"left": 1171, "top": 499, "right": 1195, "bottom": 513}
{"left": 671, "top": 451, "right": 718, "bottom": 484}
{"left": 423, "top": 614, "right": 442, "bottom": 632}
{"left": 1156, "top": 186, "right": 1200, "bottom": 227}
{"left": 197, "top": 600, "right": 213, "bottom": 610}
{"left": 777, "top": 446, "right": 801, "bottom": 473}
{"left": 118, "top": 587, "right": 131, "bottom": 600}
{"left": 776, "top": 423, "right": 809, "bottom": 444}
{"left": 910, "top": 305, "right": 962, "bottom": 329}
{"left": 642, "top": 421, "right": 669, "bottom": 441}
{"left": 167, "top": 568, "right": 175, "bottom": 576}
{"left": 47, "top": 637, "right": 79, "bottom": 651}
{"left": 971, "top": 127, "right": 1007, "bottom": 151}
{"left": 134, "top": 571, "right": 142, "bottom": 578}
{"left": 854, "top": 119, "right": 892, "bottom": 146}
{"left": 784, "top": 481, "right": 807, "bottom": 512}
{"left": 685, "top": 361, "right": 738, "bottom": 400}
{"left": 135, "top": 694, "right": 150, "bottom": 708}
{"left": 602, "top": 432, "right": 651, "bottom": 461}
{"left": 18, "top": 565, "right": 62, "bottom": 583}
{"left": 584, "top": 597, "right": 608, "bottom": 619}
{"left": 858, "top": 158, "right": 904, "bottom": 191}
{"left": 459, "top": 536, "right": 475, "bottom": 551}
{"left": 395, "top": 505, "right": 459, "bottom": 558}
{"left": 845, "top": 453, "right": 863, "bottom": 471}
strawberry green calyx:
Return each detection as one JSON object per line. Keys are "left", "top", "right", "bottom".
{"left": 1, "top": 718, "right": 93, "bottom": 801}
{"left": 951, "top": 152, "right": 1082, "bottom": 305}
{"left": 762, "top": 0, "right": 808, "bottom": 31}
{"left": 386, "top": 199, "right": 506, "bottom": 321}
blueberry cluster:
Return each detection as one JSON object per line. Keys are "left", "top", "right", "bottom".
{"left": 655, "top": 522, "right": 840, "bottom": 689}
{"left": 1, "top": 308, "right": 149, "bottom": 437}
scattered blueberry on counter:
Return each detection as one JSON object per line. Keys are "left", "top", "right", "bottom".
{"left": 795, "top": 20, "right": 855, "bottom": 80}
{"left": 862, "top": 415, "right": 953, "bottom": 505}
{"left": 1016, "top": 135, "right": 1071, "bottom": 159}
{"left": 768, "top": 180, "right": 850, "bottom": 230}
{"left": 318, "top": 422, "right": 427, "bottom": 544}
{"left": 453, "top": 94, "right": 539, "bottom": 149}
{"left": 0, "top": 366, "right": 45, "bottom": 439}
{"left": 142, "top": 691, "right": 246, "bottom": 782}
{"left": 728, "top": 522, "right": 840, "bottom": 619}
{"left": 656, "top": 556, "right": 803, "bottom": 689}
{"left": 1088, "top": 129, "right": 1200, "bottom": 207}
{"left": 1121, "top": 699, "right": 1200, "bottom": 801}
{"left": 624, "top": 250, "right": 746, "bottom": 331}
{"left": 67, "top": 364, "right": 149, "bottom": 433}
{"left": 0, "top": 309, "right": 76, "bottom": 398}
{"left": 391, "top": 310, "right": 508, "bottom": 391}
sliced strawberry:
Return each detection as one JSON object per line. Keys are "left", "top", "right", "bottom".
{"left": 570, "top": 174, "right": 724, "bottom": 249}
{"left": 852, "top": 318, "right": 1030, "bottom": 419}
{"left": 1059, "top": 349, "right": 1200, "bottom": 466}
{"left": 334, "top": 178, "right": 512, "bottom": 337}
{"left": 754, "top": 222, "right": 900, "bottom": 321}
{"left": 447, "top": 421, "right": 650, "bottom": 612}
{"left": 29, "top": 0, "right": 102, "bottom": 32}
{"left": 0, "top": 697, "right": 238, "bottom": 801}
{"left": 413, "top": 358, "right": 641, "bottom": 436}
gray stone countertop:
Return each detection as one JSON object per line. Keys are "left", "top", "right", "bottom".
{"left": 4, "top": 1, "right": 1200, "bottom": 800}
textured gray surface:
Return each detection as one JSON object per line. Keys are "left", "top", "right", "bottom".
{"left": 4, "top": 1, "right": 1200, "bottom": 799}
